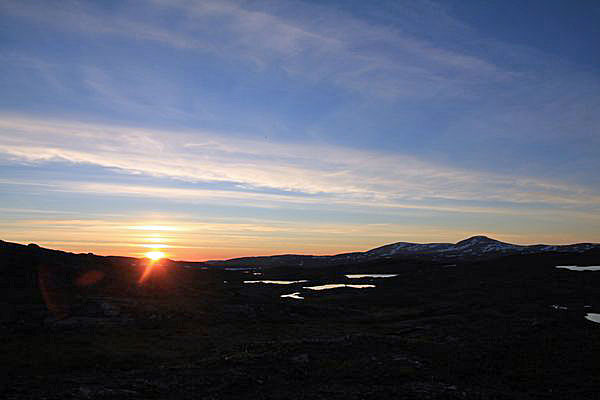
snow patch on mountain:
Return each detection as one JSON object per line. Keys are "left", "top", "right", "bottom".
{"left": 363, "top": 235, "right": 599, "bottom": 260}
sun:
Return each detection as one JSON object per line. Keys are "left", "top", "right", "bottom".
{"left": 145, "top": 250, "right": 165, "bottom": 260}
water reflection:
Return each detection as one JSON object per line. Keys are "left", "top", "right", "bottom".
{"left": 226, "top": 267, "right": 258, "bottom": 271}
{"left": 345, "top": 274, "right": 397, "bottom": 278}
{"left": 280, "top": 292, "right": 304, "bottom": 300}
{"left": 585, "top": 313, "right": 600, "bottom": 323}
{"left": 556, "top": 265, "right": 600, "bottom": 271}
{"left": 303, "top": 284, "right": 375, "bottom": 291}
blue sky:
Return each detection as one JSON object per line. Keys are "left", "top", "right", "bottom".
{"left": 1, "top": 0, "right": 599, "bottom": 260}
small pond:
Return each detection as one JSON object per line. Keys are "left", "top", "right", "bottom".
{"left": 280, "top": 292, "right": 304, "bottom": 300}
{"left": 303, "top": 284, "right": 375, "bottom": 291}
{"left": 555, "top": 266, "right": 600, "bottom": 271}
{"left": 585, "top": 313, "right": 600, "bottom": 323}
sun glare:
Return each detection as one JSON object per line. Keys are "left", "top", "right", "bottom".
{"left": 146, "top": 251, "right": 165, "bottom": 260}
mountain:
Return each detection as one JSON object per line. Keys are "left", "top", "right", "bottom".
{"left": 366, "top": 235, "right": 548, "bottom": 258}
{"left": 200, "top": 235, "right": 600, "bottom": 268}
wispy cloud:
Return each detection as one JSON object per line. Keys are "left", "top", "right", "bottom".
{"left": 1, "top": 0, "right": 508, "bottom": 99}
{"left": 0, "top": 1, "right": 208, "bottom": 50}
{"left": 61, "top": 182, "right": 600, "bottom": 222}
{"left": 0, "top": 115, "right": 598, "bottom": 215}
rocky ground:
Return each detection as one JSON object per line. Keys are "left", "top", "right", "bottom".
{"left": 2, "top": 242, "right": 600, "bottom": 399}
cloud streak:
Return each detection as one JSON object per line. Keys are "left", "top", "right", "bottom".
{"left": 0, "top": 115, "right": 598, "bottom": 216}
{"left": 1, "top": 0, "right": 509, "bottom": 99}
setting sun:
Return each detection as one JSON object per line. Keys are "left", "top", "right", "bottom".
{"left": 145, "top": 251, "right": 165, "bottom": 260}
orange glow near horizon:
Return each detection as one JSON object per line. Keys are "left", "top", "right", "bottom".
{"left": 128, "top": 225, "right": 177, "bottom": 231}
{"left": 10, "top": 216, "right": 596, "bottom": 263}
{"left": 141, "top": 243, "right": 169, "bottom": 248}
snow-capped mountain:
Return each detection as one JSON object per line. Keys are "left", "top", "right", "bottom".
{"left": 201, "top": 235, "right": 600, "bottom": 268}
{"left": 362, "top": 235, "right": 598, "bottom": 260}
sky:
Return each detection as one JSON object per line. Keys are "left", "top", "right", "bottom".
{"left": 1, "top": 0, "right": 599, "bottom": 261}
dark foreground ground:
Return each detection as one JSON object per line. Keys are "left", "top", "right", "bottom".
{"left": 2, "top": 243, "right": 600, "bottom": 399}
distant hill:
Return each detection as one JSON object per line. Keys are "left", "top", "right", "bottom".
{"left": 199, "top": 235, "right": 600, "bottom": 268}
